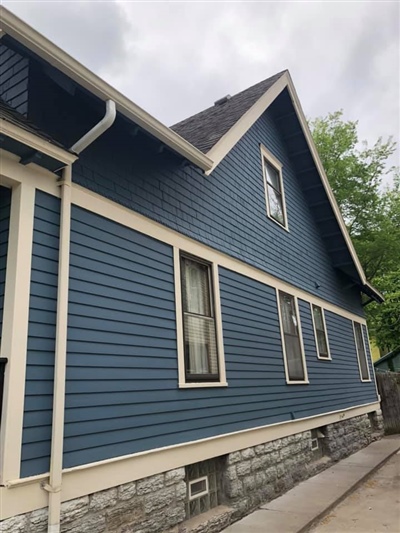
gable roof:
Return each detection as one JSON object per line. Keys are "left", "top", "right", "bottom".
{"left": 172, "top": 72, "right": 383, "bottom": 304}
{"left": 171, "top": 71, "right": 286, "bottom": 153}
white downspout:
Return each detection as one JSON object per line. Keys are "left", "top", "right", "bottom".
{"left": 70, "top": 100, "right": 116, "bottom": 154}
{"left": 46, "top": 100, "right": 116, "bottom": 533}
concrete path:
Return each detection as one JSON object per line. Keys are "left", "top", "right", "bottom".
{"left": 310, "top": 452, "right": 400, "bottom": 532}
{"left": 222, "top": 436, "right": 400, "bottom": 533}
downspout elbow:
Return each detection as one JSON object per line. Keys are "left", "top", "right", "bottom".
{"left": 70, "top": 99, "right": 116, "bottom": 155}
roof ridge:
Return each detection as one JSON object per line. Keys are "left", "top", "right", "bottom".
{"left": 170, "top": 70, "right": 287, "bottom": 153}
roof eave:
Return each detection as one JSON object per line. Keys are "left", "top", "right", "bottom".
{"left": 0, "top": 117, "right": 78, "bottom": 166}
{"left": 0, "top": 6, "right": 213, "bottom": 172}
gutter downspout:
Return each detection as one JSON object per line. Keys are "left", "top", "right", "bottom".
{"left": 46, "top": 100, "right": 116, "bottom": 533}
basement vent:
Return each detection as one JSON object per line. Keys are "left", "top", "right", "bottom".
{"left": 214, "top": 95, "right": 231, "bottom": 106}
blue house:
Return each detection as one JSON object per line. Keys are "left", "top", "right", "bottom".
{"left": 0, "top": 7, "right": 384, "bottom": 533}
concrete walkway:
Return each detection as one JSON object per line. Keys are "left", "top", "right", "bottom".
{"left": 222, "top": 436, "right": 400, "bottom": 533}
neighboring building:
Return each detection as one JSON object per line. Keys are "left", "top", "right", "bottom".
{"left": 374, "top": 348, "right": 400, "bottom": 372}
{"left": 0, "top": 7, "right": 384, "bottom": 533}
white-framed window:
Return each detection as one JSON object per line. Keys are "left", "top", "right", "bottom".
{"left": 311, "top": 304, "right": 331, "bottom": 360}
{"left": 188, "top": 476, "right": 209, "bottom": 501}
{"left": 277, "top": 290, "right": 308, "bottom": 384}
{"left": 353, "top": 322, "right": 371, "bottom": 382}
{"left": 174, "top": 248, "right": 227, "bottom": 388}
{"left": 260, "top": 144, "right": 288, "bottom": 230}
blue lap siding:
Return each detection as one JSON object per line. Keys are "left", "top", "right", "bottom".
{"left": 71, "top": 105, "right": 363, "bottom": 316}
{"left": 0, "top": 186, "right": 11, "bottom": 343}
{"left": 19, "top": 204, "right": 372, "bottom": 473}
{"left": 21, "top": 191, "right": 60, "bottom": 478}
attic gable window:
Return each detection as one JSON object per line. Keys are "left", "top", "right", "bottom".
{"left": 260, "top": 144, "right": 288, "bottom": 230}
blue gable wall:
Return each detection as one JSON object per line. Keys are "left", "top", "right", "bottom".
{"left": 0, "top": 186, "right": 11, "bottom": 343}
{"left": 18, "top": 205, "right": 375, "bottom": 475}
{"left": 21, "top": 191, "right": 60, "bottom": 478}
{"left": 71, "top": 105, "right": 363, "bottom": 316}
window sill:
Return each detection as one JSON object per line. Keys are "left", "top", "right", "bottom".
{"left": 266, "top": 213, "right": 289, "bottom": 232}
{"left": 286, "top": 380, "right": 310, "bottom": 385}
{"left": 317, "top": 356, "right": 332, "bottom": 361}
{"left": 179, "top": 382, "right": 228, "bottom": 389}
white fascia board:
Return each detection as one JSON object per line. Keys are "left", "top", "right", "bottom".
{"left": 0, "top": 119, "right": 78, "bottom": 166}
{"left": 0, "top": 6, "right": 213, "bottom": 172}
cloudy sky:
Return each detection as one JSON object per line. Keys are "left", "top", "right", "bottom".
{"left": 3, "top": 1, "right": 400, "bottom": 178}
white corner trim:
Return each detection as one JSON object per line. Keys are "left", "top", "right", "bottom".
{"left": 310, "top": 303, "right": 332, "bottom": 361}
{"left": 363, "top": 324, "right": 380, "bottom": 400}
{"left": 0, "top": 6, "right": 212, "bottom": 172}
{"left": 352, "top": 321, "right": 372, "bottom": 383}
{"left": 260, "top": 143, "right": 289, "bottom": 232}
{"left": 174, "top": 248, "right": 227, "bottom": 387}
{"left": 276, "top": 288, "right": 309, "bottom": 385}
{"left": 0, "top": 400, "right": 380, "bottom": 520}
{"left": 0, "top": 118, "right": 77, "bottom": 166}
{"left": 0, "top": 180, "right": 36, "bottom": 482}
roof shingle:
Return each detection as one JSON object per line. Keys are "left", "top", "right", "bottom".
{"left": 171, "top": 71, "right": 286, "bottom": 153}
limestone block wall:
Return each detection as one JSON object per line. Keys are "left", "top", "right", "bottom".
{"left": 0, "top": 411, "right": 383, "bottom": 533}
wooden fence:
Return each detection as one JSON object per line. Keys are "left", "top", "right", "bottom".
{"left": 376, "top": 372, "right": 400, "bottom": 434}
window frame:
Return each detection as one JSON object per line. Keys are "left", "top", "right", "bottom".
{"left": 310, "top": 304, "right": 331, "bottom": 360}
{"left": 276, "top": 289, "right": 309, "bottom": 385}
{"left": 352, "top": 321, "right": 371, "bottom": 382}
{"left": 174, "top": 248, "right": 227, "bottom": 388}
{"left": 260, "top": 144, "right": 289, "bottom": 231}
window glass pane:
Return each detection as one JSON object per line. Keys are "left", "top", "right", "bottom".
{"left": 313, "top": 305, "right": 324, "bottom": 331}
{"left": 184, "top": 315, "right": 218, "bottom": 375}
{"left": 280, "top": 293, "right": 298, "bottom": 335}
{"left": 265, "top": 161, "right": 281, "bottom": 190}
{"left": 354, "top": 323, "right": 369, "bottom": 380}
{"left": 285, "top": 334, "right": 305, "bottom": 381}
{"left": 182, "top": 258, "right": 211, "bottom": 316}
{"left": 313, "top": 305, "right": 329, "bottom": 357}
{"left": 317, "top": 330, "right": 329, "bottom": 357}
{"left": 267, "top": 185, "right": 284, "bottom": 224}
{"left": 279, "top": 292, "right": 306, "bottom": 381}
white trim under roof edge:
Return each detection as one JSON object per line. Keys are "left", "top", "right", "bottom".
{"left": 204, "top": 71, "right": 382, "bottom": 304}
{"left": 0, "top": 6, "right": 213, "bottom": 172}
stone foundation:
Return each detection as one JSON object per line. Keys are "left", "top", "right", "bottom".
{"left": 1, "top": 411, "right": 383, "bottom": 533}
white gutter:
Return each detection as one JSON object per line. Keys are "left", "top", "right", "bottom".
{"left": 45, "top": 100, "right": 116, "bottom": 533}
{"left": 0, "top": 6, "right": 213, "bottom": 172}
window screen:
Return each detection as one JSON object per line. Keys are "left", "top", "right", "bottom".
{"left": 312, "top": 305, "right": 330, "bottom": 358}
{"left": 265, "top": 160, "right": 285, "bottom": 226}
{"left": 354, "top": 322, "right": 370, "bottom": 380}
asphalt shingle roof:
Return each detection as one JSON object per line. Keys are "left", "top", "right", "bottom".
{"left": 0, "top": 98, "right": 67, "bottom": 150}
{"left": 171, "top": 71, "right": 287, "bottom": 153}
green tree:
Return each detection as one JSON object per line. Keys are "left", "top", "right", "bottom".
{"left": 310, "top": 111, "right": 400, "bottom": 351}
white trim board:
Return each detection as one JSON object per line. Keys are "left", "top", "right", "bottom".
{"left": 71, "top": 184, "right": 367, "bottom": 324}
{"left": 0, "top": 400, "right": 380, "bottom": 520}
{"left": 0, "top": 119, "right": 77, "bottom": 166}
{"left": 0, "top": 6, "right": 212, "bottom": 172}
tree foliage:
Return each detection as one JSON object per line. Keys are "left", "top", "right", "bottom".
{"left": 310, "top": 111, "right": 400, "bottom": 352}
